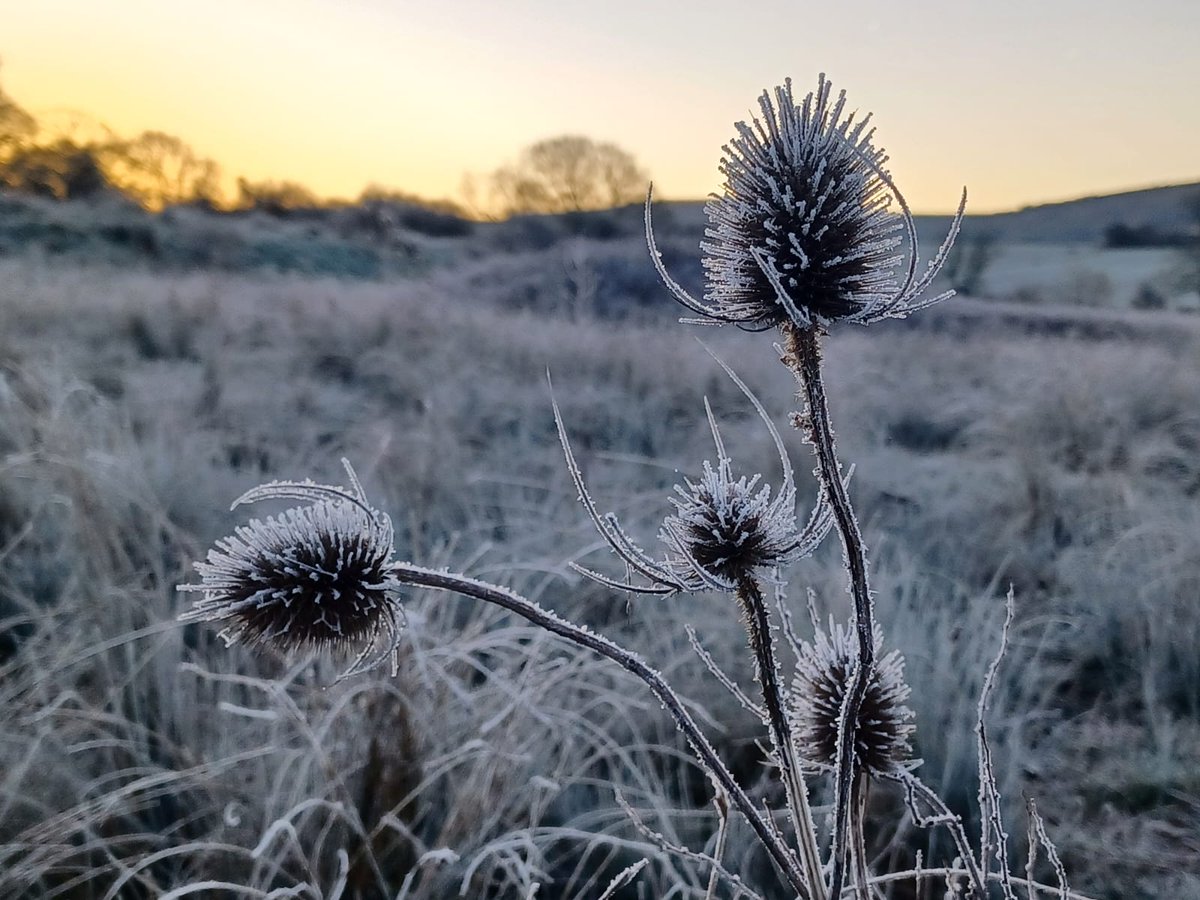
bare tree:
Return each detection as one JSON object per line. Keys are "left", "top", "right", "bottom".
{"left": 0, "top": 64, "right": 36, "bottom": 166}
{"left": 490, "top": 135, "right": 648, "bottom": 216}
{"left": 1, "top": 140, "right": 109, "bottom": 199}
{"left": 104, "top": 130, "right": 221, "bottom": 209}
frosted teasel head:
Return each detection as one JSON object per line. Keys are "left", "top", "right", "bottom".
{"left": 646, "top": 74, "right": 966, "bottom": 331}
{"left": 554, "top": 356, "right": 838, "bottom": 595}
{"left": 178, "top": 459, "right": 404, "bottom": 680}
{"left": 791, "top": 620, "right": 915, "bottom": 775}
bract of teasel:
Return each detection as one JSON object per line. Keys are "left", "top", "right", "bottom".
{"left": 177, "top": 459, "right": 404, "bottom": 680}
{"left": 646, "top": 74, "right": 966, "bottom": 331}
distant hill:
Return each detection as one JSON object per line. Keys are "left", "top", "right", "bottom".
{"left": 919, "top": 182, "right": 1200, "bottom": 244}
{"left": 663, "top": 182, "right": 1200, "bottom": 246}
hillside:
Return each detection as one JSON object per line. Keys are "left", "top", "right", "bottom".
{"left": 920, "top": 181, "right": 1200, "bottom": 243}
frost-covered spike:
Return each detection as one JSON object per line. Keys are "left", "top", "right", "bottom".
{"left": 702, "top": 396, "right": 729, "bottom": 467}
{"left": 232, "top": 467, "right": 381, "bottom": 523}
{"left": 553, "top": 377, "right": 691, "bottom": 595}
{"left": 780, "top": 463, "right": 849, "bottom": 558}
{"left": 178, "top": 463, "right": 404, "bottom": 679}
{"left": 557, "top": 358, "right": 830, "bottom": 597}
{"left": 568, "top": 561, "right": 679, "bottom": 596}
{"left": 655, "top": 74, "right": 965, "bottom": 331}
{"left": 341, "top": 457, "right": 368, "bottom": 504}
{"left": 645, "top": 184, "right": 740, "bottom": 324}
{"left": 898, "top": 185, "right": 968, "bottom": 304}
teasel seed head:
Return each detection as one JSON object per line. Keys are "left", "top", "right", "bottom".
{"left": 646, "top": 74, "right": 965, "bottom": 331}
{"left": 791, "top": 621, "right": 915, "bottom": 775}
{"left": 662, "top": 454, "right": 798, "bottom": 586}
{"left": 178, "top": 460, "right": 403, "bottom": 679}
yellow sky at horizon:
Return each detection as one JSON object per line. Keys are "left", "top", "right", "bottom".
{"left": 2, "top": 0, "right": 1199, "bottom": 215}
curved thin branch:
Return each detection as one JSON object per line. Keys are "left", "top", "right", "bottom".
{"left": 388, "top": 561, "right": 812, "bottom": 899}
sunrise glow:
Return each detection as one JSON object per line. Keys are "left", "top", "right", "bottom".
{"left": 2, "top": 0, "right": 1198, "bottom": 213}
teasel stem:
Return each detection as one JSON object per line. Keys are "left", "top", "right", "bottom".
{"left": 736, "top": 573, "right": 828, "bottom": 900}
{"left": 389, "top": 561, "right": 813, "bottom": 899}
{"left": 848, "top": 772, "right": 871, "bottom": 900}
{"left": 780, "top": 322, "right": 876, "bottom": 900}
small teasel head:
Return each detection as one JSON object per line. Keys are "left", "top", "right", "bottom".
{"left": 178, "top": 459, "right": 404, "bottom": 679}
{"left": 646, "top": 74, "right": 965, "bottom": 330}
{"left": 555, "top": 354, "right": 836, "bottom": 596}
{"left": 791, "top": 621, "right": 915, "bottom": 775}
{"left": 659, "top": 429, "right": 798, "bottom": 588}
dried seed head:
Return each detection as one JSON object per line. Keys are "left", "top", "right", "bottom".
{"left": 646, "top": 74, "right": 965, "bottom": 331}
{"left": 556, "top": 357, "right": 836, "bottom": 597}
{"left": 791, "top": 622, "right": 914, "bottom": 775}
{"left": 178, "top": 460, "right": 403, "bottom": 678}
{"left": 662, "top": 457, "right": 798, "bottom": 585}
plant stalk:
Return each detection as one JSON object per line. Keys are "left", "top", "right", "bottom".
{"left": 736, "top": 573, "right": 828, "bottom": 900}
{"left": 780, "top": 322, "right": 876, "bottom": 900}
{"left": 848, "top": 772, "right": 871, "bottom": 900}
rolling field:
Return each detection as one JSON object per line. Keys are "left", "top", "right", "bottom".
{"left": 1, "top": 244, "right": 1198, "bottom": 898}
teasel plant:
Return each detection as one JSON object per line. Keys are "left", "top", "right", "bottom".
{"left": 179, "top": 75, "right": 1091, "bottom": 899}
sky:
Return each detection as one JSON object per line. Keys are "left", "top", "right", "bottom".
{"left": 1, "top": 0, "right": 1198, "bottom": 214}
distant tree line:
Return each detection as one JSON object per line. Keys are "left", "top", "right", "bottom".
{"left": 1103, "top": 191, "right": 1200, "bottom": 300}
{"left": 0, "top": 64, "right": 466, "bottom": 220}
{"left": 3, "top": 67, "right": 650, "bottom": 225}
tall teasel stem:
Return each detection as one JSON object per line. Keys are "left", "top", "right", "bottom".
{"left": 848, "top": 772, "right": 871, "bottom": 900}
{"left": 388, "top": 561, "right": 813, "bottom": 899}
{"left": 735, "top": 574, "right": 828, "bottom": 900}
{"left": 781, "top": 322, "right": 876, "bottom": 900}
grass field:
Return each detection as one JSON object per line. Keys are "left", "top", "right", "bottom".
{"left": 1, "top": 240, "right": 1198, "bottom": 897}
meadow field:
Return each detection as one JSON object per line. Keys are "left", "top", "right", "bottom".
{"left": 1, "top": 218, "right": 1198, "bottom": 897}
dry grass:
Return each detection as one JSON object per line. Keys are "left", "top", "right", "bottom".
{"left": 1, "top": 257, "right": 1198, "bottom": 897}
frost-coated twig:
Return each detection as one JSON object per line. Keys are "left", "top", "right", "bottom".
{"left": 978, "top": 588, "right": 1016, "bottom": 899}
{"left": 781, "top": 322, "right": 875, "bottom": 900}
{"left": 847, "top": 869, "right": 1096, "bottom": 900}
{"left": 388, "top": 561, "right": 810, "bottom": 898}
{"left": 614, "top": 790, "right": 766, "bottom": 900}
{"left": 1026, "top": 799, "right": 1041, "bottom": 900}
{"left": 596, "top": 858, "right": 649, "bottom": 900}
{"left": 704, "top": 792, "right": 731, "bottom": 900}
{"left": 736, "top": 574, "right": 827, "bottom": 899}
{"left": 685, "top": 624, "right": 765, "bottom": 720}
{"left": 1026, "top": 798, "right": 1069, "bottom": 900}
{"left": 882, "top": 770, "right": 986, "bottom": 900}
{"left": 847, "top": 773, "right": 871, "bottom": 900}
